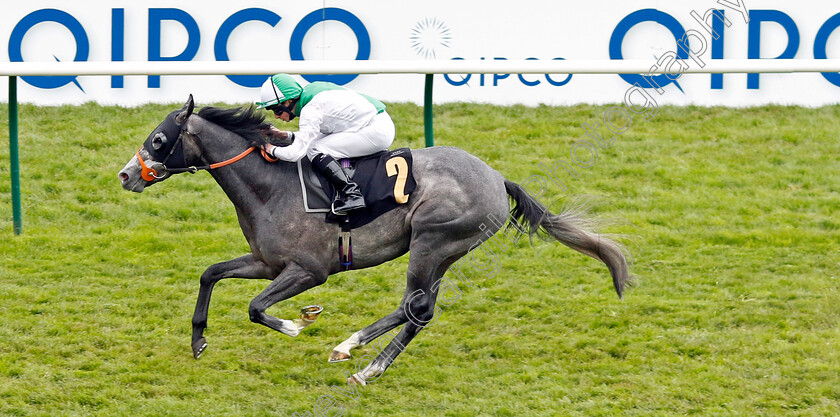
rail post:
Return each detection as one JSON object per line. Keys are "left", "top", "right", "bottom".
{"left": 423, "top": 73, "right": 434, "bottom": 147}
{"left": 9, "top": 75, "right": 22, "bottom": 235}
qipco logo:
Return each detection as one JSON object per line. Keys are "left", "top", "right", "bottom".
{"left": 609, "top": 8, "right": 840, "bottom": 89}
{"left": 8, "top": 7, "right": 371, "bottom": 89}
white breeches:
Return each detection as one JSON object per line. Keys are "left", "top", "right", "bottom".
{"left": 307, "top": 111, "right": 395, "bottom": 160}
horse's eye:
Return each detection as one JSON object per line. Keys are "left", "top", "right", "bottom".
{"left": 152, "top": 132, "right": 167, "bottom": 151}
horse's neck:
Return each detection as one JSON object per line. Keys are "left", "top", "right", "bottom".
{"left": 195, "top": 124, "right": 297, "bottom": 214}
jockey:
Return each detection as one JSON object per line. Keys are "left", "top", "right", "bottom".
{"left": 255, "top": 73, "right": 395, "bottom": 215}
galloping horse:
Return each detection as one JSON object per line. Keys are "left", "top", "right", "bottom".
{"left": 118, "top": 96, "right": 633, "bottom": 385}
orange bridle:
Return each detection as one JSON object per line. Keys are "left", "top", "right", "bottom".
{"left": 136, "top": 145, "right": 277, "bottom": 181}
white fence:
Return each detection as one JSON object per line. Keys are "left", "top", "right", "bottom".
{"left": 4, "top": 59, "right": 840, "bottom": 76}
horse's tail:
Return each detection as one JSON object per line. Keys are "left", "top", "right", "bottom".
{"left": 504, "top": 179, "right": 634, "bottom": 298}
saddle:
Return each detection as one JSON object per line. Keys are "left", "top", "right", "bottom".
{"left": 297, "top": 148, "right": 417, "bottom": 230}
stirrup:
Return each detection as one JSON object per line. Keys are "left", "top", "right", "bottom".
{"left": 331, "top": 197, "right": 365, "bottom": 216}
{"left": 330, "top": 201, "right": 347, "bottom": 216}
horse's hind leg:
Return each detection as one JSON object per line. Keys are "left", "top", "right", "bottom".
{"left": 342, "top": 249, "right": 466, "bottom": 384}
{"left": 328, "top": 269, "right": 431, "bottom": 363}
{"left": 328, "top": 252, "right": 458, "bottom": 363}
{"left": 339, "top": 180, "right": 507, "bottom": 381}
{"left": 192, "top": 254, "right": 275, "bottom": 358}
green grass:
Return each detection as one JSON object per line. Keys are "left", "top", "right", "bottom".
{"left": 0, "top": 101, "right": 839, "bottom": 416}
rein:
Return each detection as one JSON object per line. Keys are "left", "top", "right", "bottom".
{"left": 137, "top": 138, "right": 278, "bottom": 181}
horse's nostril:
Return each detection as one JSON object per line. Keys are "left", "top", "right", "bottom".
{"left": 119, "top": 172, "right": 129, "bottom": 183}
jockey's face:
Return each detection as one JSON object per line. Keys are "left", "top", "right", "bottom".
{"left": 272, "top": 99, "right": 295, "bottom": 122}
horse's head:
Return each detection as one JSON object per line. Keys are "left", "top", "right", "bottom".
{"left": 119, "top": 95, "right": 197, "bottom": 192}
{"left": 119, "top": 95, "right": 289, "bottom": 193}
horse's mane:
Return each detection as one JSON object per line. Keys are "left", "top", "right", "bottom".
{"left": 197, "top": 105, "right": 288, "bottom": 146}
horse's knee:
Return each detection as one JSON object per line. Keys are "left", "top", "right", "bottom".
{"left": 200, "top": 264, "right": 225, "bottom": 287}
{"left": 248, "top": 301, "right": 264, "bottom": 323}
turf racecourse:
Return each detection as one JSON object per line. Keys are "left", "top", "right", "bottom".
{"left": 0, "top": 101, "right": 838, "bottom": 416}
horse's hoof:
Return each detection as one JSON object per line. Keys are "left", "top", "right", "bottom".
{"left": 328, "top": 350, "right": 351, "bottom": 363}
{"left": 347, "top": 374, "right": 366, "bottom": 386}
{"left": 192, "top": 338, "right": 208, "bottom": 359}
{"left": 293, "top": 305, "right": 324, "bottom": 331}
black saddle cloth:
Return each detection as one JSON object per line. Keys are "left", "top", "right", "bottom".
{"left": 298, "top": 148, "right": 416, "bottom": 230}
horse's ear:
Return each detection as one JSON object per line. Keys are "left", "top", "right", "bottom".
{"left": 176, "top": 94, "right": 195, "bottom": 125}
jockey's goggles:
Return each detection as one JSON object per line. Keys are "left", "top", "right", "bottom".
{"left": 266, "top": 101, "right": 297, "bottom": 119}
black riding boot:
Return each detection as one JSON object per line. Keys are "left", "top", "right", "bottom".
{"left": 311, "top": 154, "right": 366, "bottom": 215}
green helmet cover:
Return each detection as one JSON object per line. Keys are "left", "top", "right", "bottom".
{"left": 255, "top": 74, "right": 303, "bottom": 109}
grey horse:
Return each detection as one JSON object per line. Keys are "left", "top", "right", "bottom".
{"left": 118, "top": 96, "right": 632, "bottom": 385}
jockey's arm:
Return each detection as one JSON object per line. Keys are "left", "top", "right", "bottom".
{"left": 265, "top": 132, "right": 309, "bottom": 162}
{"left": 264, "top": 109, "right": 323, "bottom": 162}
{"left": 262, "top": 125, "right": 294, "bottom": 146}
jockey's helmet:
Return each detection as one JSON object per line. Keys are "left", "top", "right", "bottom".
{"left": 256, "top": 74, "right": 303, "bottom": 109}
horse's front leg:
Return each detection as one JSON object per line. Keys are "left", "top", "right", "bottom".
{"left": 192, "top": 254, "right": 275, "bottom": 358}
{"left": 248, "top": 262, "right": 327, "bottom": 337}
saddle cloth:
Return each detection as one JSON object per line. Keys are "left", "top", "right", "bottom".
{"left": 297, "top": 148, "right": 416, "bottom": 229}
